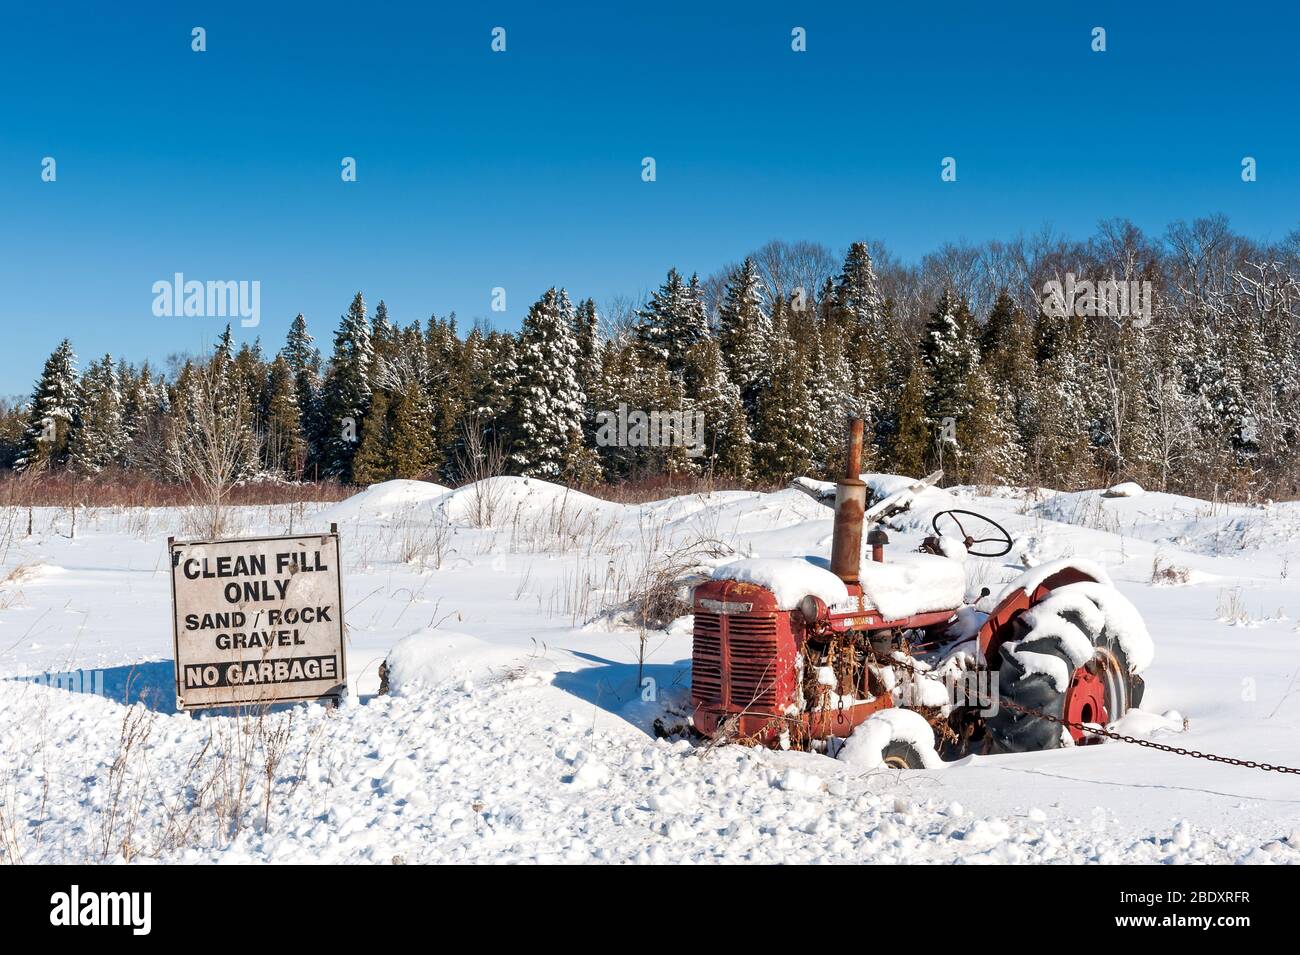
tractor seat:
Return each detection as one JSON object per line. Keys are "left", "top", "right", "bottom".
{"left": 857, "top": 552, "right": 965, "bottom": 620}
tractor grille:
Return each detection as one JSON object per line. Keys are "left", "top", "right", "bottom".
{"left": 692, "top": 610, "right": 780, "bottom": 710}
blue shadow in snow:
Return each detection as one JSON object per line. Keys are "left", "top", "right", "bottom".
{"left": 11, "top": 660, "right": 178, "bottom": 714}
{"left": 10, "top": 661, "right": 313, "bottom": 718}
{"left": 551, "top": 650, "right": 691, "bottom": 729}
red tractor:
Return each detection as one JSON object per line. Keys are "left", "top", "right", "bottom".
{"left": 690, "top": 419, "right": 1150, "bottom": 767}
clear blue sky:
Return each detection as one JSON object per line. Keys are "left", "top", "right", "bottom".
{"left": 2, "top": 1, "right": 1296, "bottom": 394}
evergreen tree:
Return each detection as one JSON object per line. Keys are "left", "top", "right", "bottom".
{"left": 835, "top": 241, "right": 884, "bottom": 327}
{"left": 351, "top": 388, "right": 393, "bottom": 484}
{"left": 507, "top": 288, "right": 587, "bottom": 479}
{"left": 320, "top": 292, "right": 374, "bottom": 481}
{"left": 574, "top": 298, "right": 600, "bottom": 392}
{"left": 636, "top": 268, "right": 710, "bottom": 377}
{"left": 16, "top": 339, "right": 79, "bottom": 471}
{"left": 262, "top": 354, "right": 305, "bottom": 475}
{"left": 684, "top": 337, "right": 748, "bottom": 479}
{"left": 282, "top": 314, "right": 323, "bottom": 474}
{"left": 69, "top": 355, "right": 124, "bottom": 474}
{"left": 717, "top": 257, "right": 771, "bottom": 403}
{"left": 751, "top": 313, "right": 817, "bottom": 482}
{"left": 919, "top": 291, "right": 982, "bottom": 478}
{"left": 887, "top": 359, "right": 932, "bottom": 477}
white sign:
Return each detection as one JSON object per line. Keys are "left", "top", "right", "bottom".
{"left": 169, "top": 532, "right": 347, "bottom": 709}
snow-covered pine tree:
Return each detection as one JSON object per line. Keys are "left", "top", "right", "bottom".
{"left": 573, "top": 298, "right": 600, "bottom": 391}
{"left": 282, "top": 313, "right": 324, "bottom": 475}
{"left": 751, "top": 301, "right": 817, "bottom": 482}
{"left": 834, "top": 242, "right": 890, "bottom": 407}
{"left": 685, "top": 273, "right": 711, "bottom": 344}
{"left": 635, "top": 268, "right": 683, "bottom": 370}
{"left": 320, "top": 292, "right": 374, "bottom": 481}
{"left": 960, "top": 364, "right": 1025, "bottom": 485}
{"left": 683, "top": 336, "right": 747, "bottom": 480}
{"left": 920, "top": 291, "right": 982, "bottom": 479}
{"left": 507, "top": 288, "right": 587, "bottom": 480}
{"left": 262, "top": 354, "right": 305, "bottom": 476}
{"left": 470, "top": 329, "right": 517, "bottom": 447}
{"left": 69, "top": 355, "right": 125, "bottom": 474}
{"left": 420, "top": 315, "right": 463, "bottom": 474}
{"left": 805, "top": 313, "right": 855, "bottom": 475}
{"left": 636, "top": 268, "right": 710, "bottom": 379}
{"left": 717, "top": 257, "right": 771, "bottom": 403}
{"left": 119, "top": 360, "right": 167, "bottom": 469}
{"left": 835, "top": 241, "right": 884, "bottom": 328}
{"left": 588, "top": 338, "right": 633, "bottom": 479}
{"left": 1022, "top": 347, "right": 1096, "bottom": 489}
{"left": 16, "top": 339, "right": 79, "bottom": 471}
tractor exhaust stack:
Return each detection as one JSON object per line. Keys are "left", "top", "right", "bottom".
{"left": 829, "top": 418, "right": 868, "bottom": 584}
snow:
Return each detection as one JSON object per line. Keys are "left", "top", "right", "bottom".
{"left": 319, "top": 479, "right": 450, "bottom": 524}
{"left": 1002, "top": 641, "right": 1073, "bottom": 692}
{"left": 383, "top": 628, "right": 529, "bottom": 693}
{"left": 1018, "top": 581, "right": 1154, "bottom": 675}
{"left": 2, "top": 478, "right": 1299, "bottom": 864}
{"left": 1110, "top": 709, "right": 1186, "bottom": 738}
{"left": 858, "top": 553, "right": 965, "bottom": 619}
{"left": 435, "top": 476, "right": 619, "bottom": 527}
{"left": 710, "top": 557, "right": 847, "bottom": 610}
{"left": 839, "top": 709, "right": 944, "bottom": 770}
{"left": 1103, "top": 481, "right": 1145, "bottom": 499}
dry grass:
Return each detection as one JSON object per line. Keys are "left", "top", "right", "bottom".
{"left": 1216, "top": 586, "right": 1250, "bottom": 625}
{"left": 0, "top": 471, "right": 353, "bottom": 509}
{"left": 1150, "top": 554, "right": 1191, "bottom": 586}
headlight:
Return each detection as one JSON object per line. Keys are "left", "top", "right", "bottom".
{"left": 799, "top": 594, "right": 828, "bottom": 623}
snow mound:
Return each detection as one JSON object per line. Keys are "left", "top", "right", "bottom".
{"left": 839, "top": 709, "right": 943, "bottom": 770}
{"left": 436, "top": 476, "right": 620, "bottom": 528}
{"left": 1102, "top": 481, "right": 1144, "bottom": 498}
{"left": 858, "top": 553, "right": 964, "bottom": 620}
{"left": 710, "top": 558, "right": 847, "bottom": 610}
{"left": 319, "top": 479, "right": 450, "bottom": 524}
{"left": 384, "top": 628, "right": 532, "bottom": 694}
{"left": 1110, "top": 709, "right": 1186, "bottom": 737}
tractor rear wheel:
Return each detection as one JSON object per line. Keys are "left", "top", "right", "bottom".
{"left": 988, "top": 587, "right": 1144, "bottom": 753}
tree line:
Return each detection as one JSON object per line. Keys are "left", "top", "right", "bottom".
{"left": 3, "top": 215, "right": 1299, "bottom": 500}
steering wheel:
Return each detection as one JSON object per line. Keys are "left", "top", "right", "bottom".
{"left": 931, "top": 509, "right": 1013, "bottom": 558}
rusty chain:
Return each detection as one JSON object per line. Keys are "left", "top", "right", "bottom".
{"left": 878, "top": 649, "right": 1300, "bottom": 776}
{"left": 996, "top": 697, "right": 1300, "bottom": 774}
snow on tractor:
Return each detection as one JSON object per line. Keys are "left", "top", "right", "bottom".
{"left": 689, "top": 418, "right": 1153, "bottom": 768}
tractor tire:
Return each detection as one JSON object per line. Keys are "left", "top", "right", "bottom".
{"left": 988, "top": 587, "right": 1143, "bottom": 754}
{"left": 839, "top": 709, "right": 942, "bottom": 770}
{"left": 880, "top": 739, "right": 930, "bottom": 770}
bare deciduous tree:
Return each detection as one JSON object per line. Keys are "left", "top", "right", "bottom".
{"left": 175, "top": 361, "right": 260, "bottom": 538}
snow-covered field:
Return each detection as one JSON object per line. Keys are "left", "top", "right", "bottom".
{"left": 2, "top": 476, "right": 1299, "bottom": 864}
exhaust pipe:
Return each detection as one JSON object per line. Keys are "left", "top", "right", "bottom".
{"left": 829, "top": 418, "right": 867, "bottom": 584}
